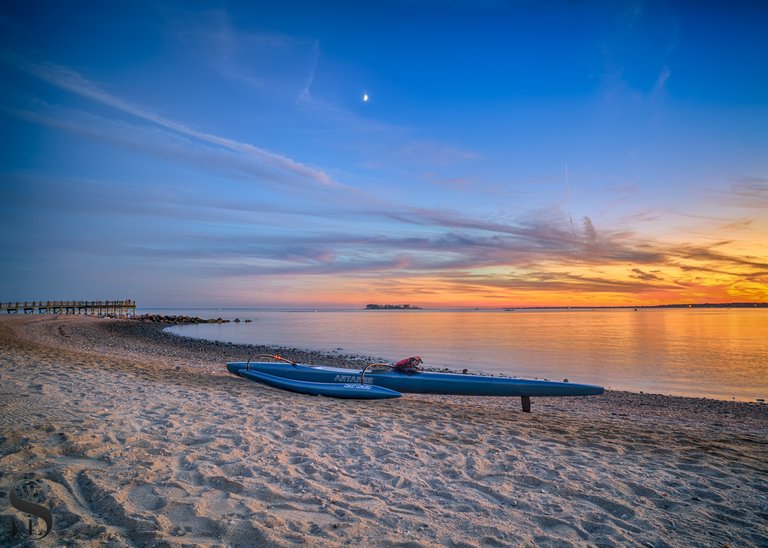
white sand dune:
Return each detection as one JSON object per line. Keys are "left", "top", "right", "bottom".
{"left": 1, "top": 315, "right": 766, "bottom": 546}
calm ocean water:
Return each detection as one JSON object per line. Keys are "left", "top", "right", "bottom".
{"left": 157, "top": 308, "right": 768, "bottom": 402}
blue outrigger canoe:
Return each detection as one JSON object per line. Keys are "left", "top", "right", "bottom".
{"left": 226, "top": 356, "right": 604, "bottom": 412}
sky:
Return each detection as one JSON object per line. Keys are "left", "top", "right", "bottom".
{"left": 1, "top": 1, "right": 767, "bottom": 308}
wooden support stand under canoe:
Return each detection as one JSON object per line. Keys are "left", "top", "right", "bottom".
{"left": 521, "top": 395, "right": 531, "bottom": 412}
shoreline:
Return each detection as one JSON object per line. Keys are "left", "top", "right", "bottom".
{"left": 1, "top": 315, "right": 767, "bottom": 546}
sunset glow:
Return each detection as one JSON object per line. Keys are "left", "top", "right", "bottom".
{"left": 1, "top": 2, "right": 766, "bottom": 308}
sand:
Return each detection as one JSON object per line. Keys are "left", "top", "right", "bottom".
{"left": 1, "top": 315, "right": 766, "bottom": 547}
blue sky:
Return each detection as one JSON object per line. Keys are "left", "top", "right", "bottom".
{"left": 1, "top": 1, "right": 766, "bottom": 307}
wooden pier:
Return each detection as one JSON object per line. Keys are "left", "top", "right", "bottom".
{"left": 0, "top": 300, "right": 137, "bottom": 316}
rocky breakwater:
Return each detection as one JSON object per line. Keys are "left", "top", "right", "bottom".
{"left": 132, "top": 314, "right": 251, "bottom": 324}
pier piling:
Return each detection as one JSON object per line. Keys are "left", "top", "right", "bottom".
{"left": 1, "top": 300, "right": 137, "bottom": 317}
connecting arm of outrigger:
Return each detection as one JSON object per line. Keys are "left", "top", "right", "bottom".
{"left": 358, "top": 362, "right": 393, "bottom": 384}
{"left": 245, "top": 353, "right": 298, "bottom": 371}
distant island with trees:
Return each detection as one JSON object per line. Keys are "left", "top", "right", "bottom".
{"left": 365, "top": 304, "right": 423, "bottom": 310}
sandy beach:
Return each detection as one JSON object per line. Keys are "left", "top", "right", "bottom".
{"left": 1, "top": 315, "right": 766, "bottom": 547}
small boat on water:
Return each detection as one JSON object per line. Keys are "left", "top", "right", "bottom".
{"left": 226, "top": 355, "right": 604, "bottom": 411}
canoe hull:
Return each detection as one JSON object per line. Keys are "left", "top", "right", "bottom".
{"left": 227, "top": 362, "right": 604, "bottom": 397}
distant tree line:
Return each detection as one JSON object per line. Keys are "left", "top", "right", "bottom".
{"left": 365, "top": 304, "right": 422, "bottom": 310}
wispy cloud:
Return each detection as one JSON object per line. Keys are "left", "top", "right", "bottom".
{"left": 0, "top": 48, "right": 339, "bottom": 189}
{"left": 298, "top": 40, "right": 320, "bottom": 105}
{"left": 651, "top": 65, "right": 671, "bottom": 97}
{"left": 169, "top": 8, "right": 314, "bottom": 97}
{"left": 401, "top": 141, "right": 481, "bottom": 166}
{"left": 671, "top": 243, "right": 768, "bottom": 270}
{"left": 2, "top": 100, "right": 347, "bottom": 194}
{"left": 728, "top": 177, "right": 768, "bottom": 208}
{"left": 630, "top": 268, "right": 664, "bottom": 281}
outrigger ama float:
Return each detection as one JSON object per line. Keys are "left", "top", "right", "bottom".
{"left": 226, "top": 355, "right": 604, "bottom": 412}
